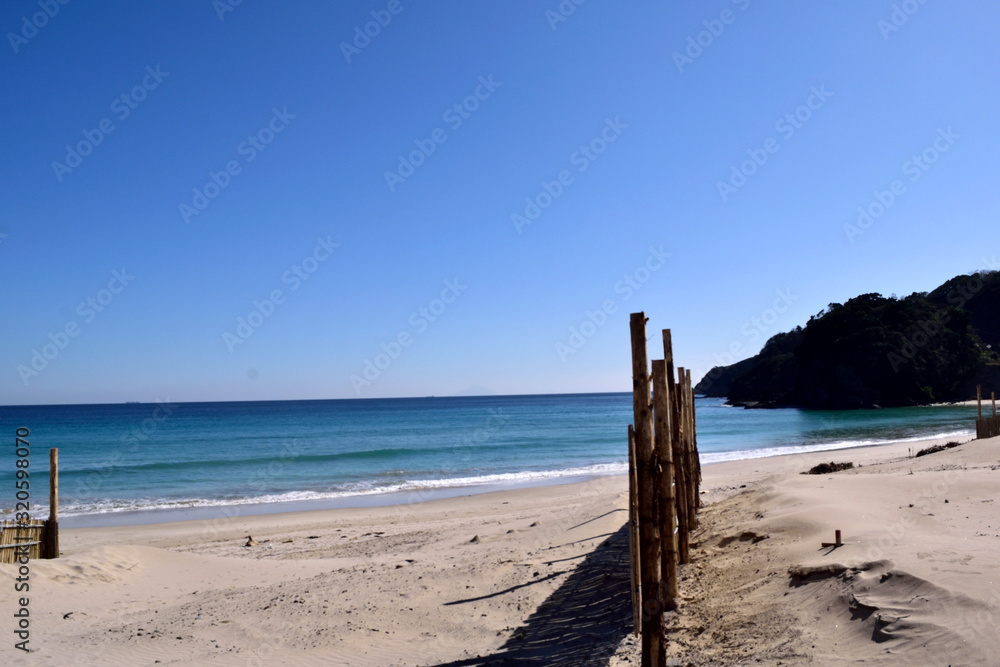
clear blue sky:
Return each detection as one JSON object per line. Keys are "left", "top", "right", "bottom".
{"left": 2, "top": 1, "right": 998, "bottom": 405}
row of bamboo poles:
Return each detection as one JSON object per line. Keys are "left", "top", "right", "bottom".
{"left": 627, "top": 313, "right": 701, "bottom": 667}
{"left": 976, "top": 386, "right": 999, "bottom": 440}
{"left": 0, "top": 448, "right": 59, "bottom": 564}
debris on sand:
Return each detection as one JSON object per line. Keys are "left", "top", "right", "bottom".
{"left": 915, "top": 441, "right": 961, "bottom": 457}
{"left": 803, "top": 461, "right": 854, "bottom": 475}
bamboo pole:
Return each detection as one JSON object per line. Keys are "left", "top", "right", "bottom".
{"left": 978, "top": 385, "right": 984, "bottom": 439}
{"left": 45, "top": 448, "right": 58, "bottom": 559}
{"left": 677, "top": 367, "right": 694, "bottom": 531}
{"left": 664, "top": 332, "right": 689, "bottom": 565}
{"left": 692, "top": 380, "right": 701, "bottom": 509}
{"left": 686, "top": 369, "right": 701, "bottom": 514}
{"left": 628, "top": 425, "right": 641, "bottom": 636}
{"left": 671, "top": 365, "right": 690, "bottom": 565}
{"left": 629, "top": 313, "right": 662, "bottom": 666}
{"left": 684, "top": 370, "right": 696, "bottom": 528}
{"left": 652, "top": 360, "right": 678, "bottom": 606}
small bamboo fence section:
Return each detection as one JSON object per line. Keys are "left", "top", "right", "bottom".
{"left": 627, "top": 313, "right": 701, "bottom": 667}
{"left": 0, "top": 448, "right": 59, "bottom": 563}
{"left": 0, "top": 520, "right": 48, "bottom": 563}
{"left": 977, "top": 386, "right": 1000, "bottom": 440}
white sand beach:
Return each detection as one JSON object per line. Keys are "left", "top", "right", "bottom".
{"left": 3, "top": 434, "right": 999, "bottom": 666}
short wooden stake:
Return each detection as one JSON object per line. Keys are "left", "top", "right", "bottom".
{"left": 821, "top": 529, "right": 843, "bottom": 549}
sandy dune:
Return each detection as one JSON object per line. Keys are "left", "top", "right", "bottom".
{"left": 664, "top": 434, "right": 1000, "bottom": 665}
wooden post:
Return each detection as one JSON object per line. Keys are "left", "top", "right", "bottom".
{"left": 821, "top": 530, "right": 844, "bottom": 549}
{"left": 629, "top": 313, "right": 662, "bottom": 666}
{"left": 666, "top": 335, "right": 690, "bottom": 565}
{"left": 993, "top": 391, "right": 996, "bottom": 418}
{"left": 671, "top": 374, "right": 691, "bottom": 564}
{"left": 686, "top": 369, "right": 701, "bottom": 514}
{"left": 652, "top": 360, "right": 678, "bottom": 606}
{"left": 44, "top": 448, "right": 58, "bottom": 559}
{"left": 677, "top": 367, "right": 695, "bottom": 531}
{"left": 684, "top": 370, "right": 696, "bottom": 528}
{"left": 628, "top": 426, "right": 642, "bottom": 636}
{"left": 692, "top": 377, "right": 702, "bottom": 509}
{"left": 978, "top": 385, "right": 983, "bottom": 439}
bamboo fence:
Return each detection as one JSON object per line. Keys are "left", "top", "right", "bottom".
{"left": 976, "top": 386, "right": 1000, "bottom": 439}
{"left": 0, "top": 448, "right": 59, "bottom": 563}
{"left": 0, "top": 519, "right": 48, "bottom": 563}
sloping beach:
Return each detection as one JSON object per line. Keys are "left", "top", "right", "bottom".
{"left": 663, "top": 433, "right": 1000, "bottom": 666}
{"left": 3, "top": 435, "right": 999, "bottom": 665}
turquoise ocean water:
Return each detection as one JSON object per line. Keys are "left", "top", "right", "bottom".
{"left": 0, "top": 394, "right": 978, "bottom": 525}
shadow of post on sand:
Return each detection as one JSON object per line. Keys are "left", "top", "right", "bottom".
{"left": 429, "top": 523, "right": 633, "bottom": 666}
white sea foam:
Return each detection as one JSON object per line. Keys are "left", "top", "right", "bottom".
{"left": 4, "top": 429, "right": 976, "bottom": 519}
{"left": 4, "top": 462, "right": 629, "bottom": 518}
{"left": 700, "top": 429, "right": 973, "bottom": 464}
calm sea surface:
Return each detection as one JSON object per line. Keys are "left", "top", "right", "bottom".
{"left": 0, "top": 394, "right": 978, "bottom": 523}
